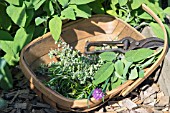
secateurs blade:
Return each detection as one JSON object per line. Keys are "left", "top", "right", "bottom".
{"left": 84, "top": 37, "right": 164, "bottom": 55}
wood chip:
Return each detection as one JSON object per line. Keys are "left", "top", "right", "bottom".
{"left": 135, "top": 108, "right": 148, "bottom": 113}
{"left": 143, "top": 84, "right": 159, "bottom": 99}
{"left": 115, "top": 107, "right": 127, "bottom": 112}
{"left": 122, "top": 98, "right": 137, "bottom": 110}
{"left": 143, "top": 94, "right": 156, "bottom": 105}
{"left": 155, "top": 96, "right": 170, "bottom": 107}
{"left": 14, "top": 103, "right": 28, "bottom": 109}
{"left": 157, "top": 92, "right": 165, "bottom": 100}
{"left": 33, "top": 102, "right": 50, "bottom": 108}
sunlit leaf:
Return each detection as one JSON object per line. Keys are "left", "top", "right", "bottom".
{"left": 49, "top": 16, "right": 62, "bottom": 41}
{"left": 93, "top": 62, "right": 114, "bottom": 85}
{"left": 125, "top": 48, "right": 154, "bottom": 62}
{"left": 6, "top": 4, "right": 26, "bottom": 27}
{"left": 150, "top": 22, "right": 164, "bottom": 39}
{"left": 69, "top": 0, "right": 95, "bottom": 5}
{"left": 114, "top": 60, "right": 124, "bottom": 76}
{"left": 118, "top": 0, "right": 128, "bottom": 6}
{"left": 61, "top": 7, "right": 76, "bottom": 20}
{"left": 99, "top": 52, "right": 116, "bottom": 62}
{"left": 129, "top": 67, "right": 138, "bottom": 80}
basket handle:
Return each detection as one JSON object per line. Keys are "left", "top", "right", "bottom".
{"left": 121, "top": 4, "right": 168, "bottom": 97}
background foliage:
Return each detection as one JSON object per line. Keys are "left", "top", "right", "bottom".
{"left": 0, "top": 0, "right": 170, "bottom": 90}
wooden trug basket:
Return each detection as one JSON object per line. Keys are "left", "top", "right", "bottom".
{"left": 19, "top": 4, "right": 168, "bottom": 112}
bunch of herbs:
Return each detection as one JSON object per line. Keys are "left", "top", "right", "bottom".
{"left": 36, "top": 41, "right": 162, "bottom": 100}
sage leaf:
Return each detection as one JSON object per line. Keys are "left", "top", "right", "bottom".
{"left": 111, "top": 74, "right": 118, "bottom": 83}
{"left": 118, "top": 0, "right": 128, "bottom": 6}
{"left": 5, "top": 0, "right": 21, "bottom": 6}
{"left": 13, "top": 25, "right": 35, "bottom": 54}
{"left": 111, "top": 78, "right": 122, "bottom": 89}
{"left": 25, "top": 9, "right": 34, "bottom": 27}
{"left": 0, "top": 58, "right": 13, "bottom": 90}
{"left": 43, "top": 0, "right": 54, "bottom": 16}
{"left": 74, "top": 5, "right": 91, "bottom": 18}
{"left": 138, "top": 12, "right": 153, "bottom": 20}
{"left": 150, "top": 22, "right": 164, "bottom": 40}
{"left": 114, "top": 60, "right": 124, "bottom": 76}
{"left": 6, "top": 4, "right": 26, "bottom": 27}
{"left": 122, "top": 59, "right": 132, "bottom": 79}
{"left": 115, "top": 71, "right": 124, "bottom": 79}
{"left": 140, "top": 56, "right": 155, "bottom": 69}
{"left": 0, "top": 4, "right": 11, "bottom": 30}
{"left": 34, "top": 0, "right": 46, "bottom": 10}
{"left": 139, "top": 69, "right": 144, "bottom": 78}
{"left": 129, "top": 67, "right": 138, "bottom": 80}
{"left": 0, "top": 30, "right": 13, "bottom": 41}
{"left": 99, "top": 52, "right": 116, "bottom": 62}
{"left": 125, "top": 48, "right": 154, "bottom": 62}
{"left": 58, "top": 0, "right": 69, "bottom": 8}
{"left": 93, "top": 62, "right": 114, "bottom": 85}
{"left": 35, "top": 17, "right": 47, "bottom": 26}
{"left": 88, "top": 1, "right": 105, "bottom": 14}
{"left": 164, "top": 7, "right": 170, "bottom": 16}
{"left": 49, "top": 16, "right": 62, "bottom": 41}
{"left": 60, "top": 7, "right": 76, "bottom": 20}
{"left": 131, "top": 0, "right": 143, "bottom": 9}
{"left": 69, "top": 0, "right": 95, "bottom": 5}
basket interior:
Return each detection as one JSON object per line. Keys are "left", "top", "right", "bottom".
{"left": 23, "top": 15, "right": 145, "bottom": 71}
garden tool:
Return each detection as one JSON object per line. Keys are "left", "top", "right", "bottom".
{"left": 84, "top": 37, "right": 164, "bottom": 55}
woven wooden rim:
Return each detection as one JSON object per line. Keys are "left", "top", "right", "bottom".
{"left": 19, "top": 4, "right": 168, "bottom": 112}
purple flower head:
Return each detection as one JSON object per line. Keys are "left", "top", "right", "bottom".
{"left": 92, "top": 88, "right": 104, "bottom": 100}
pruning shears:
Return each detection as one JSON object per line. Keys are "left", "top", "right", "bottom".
{"left": 84, "top": 37, "right": 164, "bottom": 55}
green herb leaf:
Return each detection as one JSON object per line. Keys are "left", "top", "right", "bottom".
{"left": 35, "top": 17, "right": 47, "bottom": 26}
{"left": 34, "top": 0, "right": 46, "bottom": 10}
{"left": 125, "top": 48, "right": 154, "bottom": 62}
{"left": 71, "top": 4, "right": 91, "bottom": 18}
{"left": 139, "top": 69, "right": 144, "bottom": 78}
{"left": 0, "top": 30, "right": 13, "bottom": 41}
{"left": 122, "top": 59, "right": 132, "bottom": 79}
{"left": 118, "top": 0, "right": 128, "bottom": 6}
{"left": 111, "top": 74, "right": 118, "bottom": 83}
{"left": 93, "top": 62, "right": 114, "bottom": 85}
{"left": 60, "top": 7, "right": 76, "bottom": 20}
{"left": 138, "top": 12, "right": 153, "bottom": 20}
{"left": 99, "top": 52, "right": 116, "bottom": 62}
{"left": 0, "top": 58, "right": 13, "bottom": 90}
{"left": 5, "top": 0, "right": 22, "bottom": 6}
{"left": 43, "top": 0, "right": 54, "bottom": 16}
{"left": 49, "top": 16, "right": 62, "bottom": 41}
{"left": 131, "top": 0, "right": 143, "bottom": 9}
{"left": 69, "top": 0, "right": 95, "bottom": 5}
{"left": 0, "top": 26, "right": 35, "bottom": 65}
{"left": 164, "top": 7, "right": 170, "bottom": 16}
{"left": 140, "top": 56, "right": 155, "bottom": 69}
{"left": 129, "top": 67, "right": 138, "bottom": 80}
{"left": 0, "top": 4, "right": 11, "bottom": 30}
{"left": 111, "top": 78, "right": 122, "bottom": 89}
{"left": 114, "top": 60, "right": 124, "bottom": 76}
{"left": 25, "top": 8, "right": 34, "bottom": 27}
{"left": 6, "top": 4, "right": 26, "bottom": 27}
{"left": 150, "top": 22, "right": 164, "bottom": 40}
{"left": 88, "top": 1, "right": 105, "bottom": 14}
{"left": 58, "top": 0, "right": 69, "bottom": 8}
